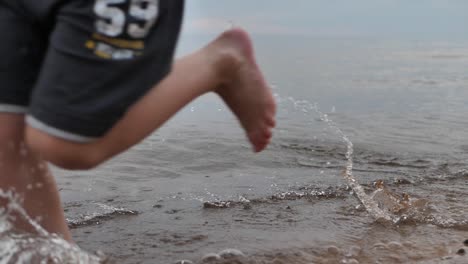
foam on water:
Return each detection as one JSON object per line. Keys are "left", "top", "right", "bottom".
{"left": 66, "top": 202, "right": 138, "bottom": 229}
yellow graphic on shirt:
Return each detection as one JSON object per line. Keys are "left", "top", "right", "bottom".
{"left": 85, "top": 33, "right": 145, "bottom": 60}
{"left": 91, "top": 33, "right": 144, "bottom": 50}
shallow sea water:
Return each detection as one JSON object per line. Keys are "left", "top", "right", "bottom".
{"left": 2, "top": 36, "right": 468, "bottom": 263}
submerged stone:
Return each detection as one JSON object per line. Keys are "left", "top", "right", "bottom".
{"left": 327, "top": 245, "right": 340, "bottom": 255}
{"left": 203, "top": 201, "right": 231, "bottom": 209}
{"left": 218, "top": 248, "right": 245, "bottom": 259}
{"left": 201, "top": 253, "right": 221, "bottom": 262}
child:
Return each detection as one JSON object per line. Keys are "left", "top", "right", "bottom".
{"left": 0, "top": 0, "right": 275, "bottom": 240}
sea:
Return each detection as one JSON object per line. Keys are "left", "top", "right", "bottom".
{"left": 1, "top": 34, "right": 468, "bottom": 263}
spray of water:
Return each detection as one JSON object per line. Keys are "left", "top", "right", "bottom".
{"left": 0, "top": 189, "right": 104, "bottom": 263}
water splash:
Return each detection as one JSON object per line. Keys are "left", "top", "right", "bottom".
{"left": 281, "top": 95, "right": 394, "bottom": 222}
{"left": 0, "top": 189, "right": 105, "bottom": 263}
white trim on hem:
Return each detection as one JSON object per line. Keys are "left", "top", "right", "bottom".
{"left": 0, "top": 104, "right": 28, "bottom": 113}
{"left": 26, "top": 115, "right": 97, "bottom": 143}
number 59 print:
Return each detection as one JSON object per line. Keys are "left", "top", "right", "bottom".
{"left": 94, "top": 0, "right": 159, "bottom": 38}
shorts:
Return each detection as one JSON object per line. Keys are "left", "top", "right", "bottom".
{"left": 0, "top": 0, "right": 184, "bottom": 142}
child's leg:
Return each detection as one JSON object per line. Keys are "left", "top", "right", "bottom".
{"left": 0, "top": 114, "right": 71, "bottom": 240}
{"left": 26, "top": 28, "right": 276, "bottom": 170}
{"left": 16, "top": 28, "right": 275, "bottom": 238}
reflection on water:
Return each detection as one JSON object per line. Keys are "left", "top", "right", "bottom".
{"left": 1, "top": 37, "right": 468, "bottom": 263}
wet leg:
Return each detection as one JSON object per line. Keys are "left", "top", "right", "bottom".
{"left": 0, "top": 114, "right": 72, "bottom": 241}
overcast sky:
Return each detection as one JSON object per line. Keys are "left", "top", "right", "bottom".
{"left": 180, "top": 0, "right": 468, "bottom": 39}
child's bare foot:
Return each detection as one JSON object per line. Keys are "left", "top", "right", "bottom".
{"left": 209, "top": 28, "right": 276, "bottom": 152}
